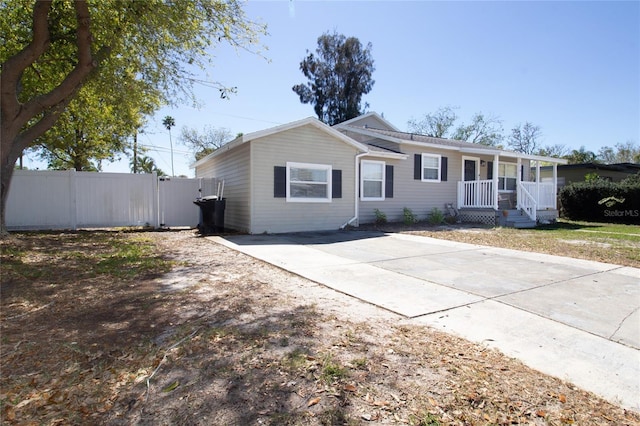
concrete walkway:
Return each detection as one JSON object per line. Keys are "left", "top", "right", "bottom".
{"left": 211, "top": 231, "right": 640, "bottom": 411}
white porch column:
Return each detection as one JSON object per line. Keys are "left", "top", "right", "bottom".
{"left": 552, "top": 163, "right": 558, "bottom": 210}
{"left": 493, "top": 154, "right": 499, "bottom": 209}
{"left": 536, "top": 160, "right": 541, "bottom": 208}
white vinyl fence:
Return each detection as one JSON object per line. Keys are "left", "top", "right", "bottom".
{"left": 6, "top": 170, "right": 219, "bottom": 230}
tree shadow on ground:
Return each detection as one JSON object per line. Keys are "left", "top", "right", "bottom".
{"left": 1, "top": 232, "right": 356, "bottom": 426}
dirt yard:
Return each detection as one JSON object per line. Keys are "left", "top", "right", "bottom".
{"left": 1, "top": 230, "right": 638, "bottom": 425}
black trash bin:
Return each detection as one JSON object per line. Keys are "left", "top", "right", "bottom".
{"left": 213, "top": 198, "right": 226, "bottom": 232}
{"left": 193, "top": 196, "right": 226, "bottom": 234}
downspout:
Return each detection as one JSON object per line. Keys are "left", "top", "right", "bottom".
{"left": 341, "top": 152, "right": 368, "bottom": 229}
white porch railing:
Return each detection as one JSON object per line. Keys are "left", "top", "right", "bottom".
{"left": 520, "top": 182, "right": 555, "bottom": 209}
{"left": 457, "top": 180, "right": 557, "bottom": 217}
{"left": 517, "top": 182, "right": 537, "bottom": 221}
{"left": 457, "top": 180, "right": 495, "bottom": 208}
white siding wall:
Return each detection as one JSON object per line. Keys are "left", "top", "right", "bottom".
{"left": 357, "top": 153, "right": 533, "bottom": 224}
{"left": 358, "top": 147, "right": 461, "bottom": 224}
{"left": 251, "top": 126, "right": 357, "bottom": 234}
{"left": 195, "top": 143, "right": 251, "bottom": 232}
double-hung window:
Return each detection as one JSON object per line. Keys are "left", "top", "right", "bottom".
{"left": 286, "top": 162, "right": 332, "bottom": 202}
{"left": 498, "top": 163, "right": 517, "bottom": 191}
{"left": 361, "top": 160, "right": 385, "bottom": 201}
{"left": 421, "top": 153, "right": 441, "bottom": 182}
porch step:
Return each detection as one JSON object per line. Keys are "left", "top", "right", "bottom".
{"left": 499, "top": 209, "right": 537, "bottom": 229}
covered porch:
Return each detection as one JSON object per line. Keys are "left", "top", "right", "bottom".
{"left": 456, "top": 153, "right": 566, "bottom": 224}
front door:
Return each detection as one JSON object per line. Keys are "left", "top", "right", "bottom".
{"left": 461, "top": 157, "right": 480, "bottom": 207}
{"left": 464, "top": 159, "right": 477, "bottom": 182}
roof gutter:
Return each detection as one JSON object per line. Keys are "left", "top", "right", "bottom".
{"left": 341, "top": 152, "right": 368, "bottom": 229}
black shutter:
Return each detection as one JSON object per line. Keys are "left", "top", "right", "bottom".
{"left": 441, "top": 156, "right": 448, "bottom": 181}
{"left": 385, "top": 165, "right": 394, "bottom": 198}
{"left": 521, "top": 165, "right": 524, "bottom": 181}
{"left": 274, "top": 166, "right": 286, "bottom": 197}
{"left": 332, "top": 169, "right": 342, "bottom": 198}
{"left": 414, "top": 154, "right": 422, "bottom": 180}
{"left": 487, "top": 161, "right": 493, "bottom": 179}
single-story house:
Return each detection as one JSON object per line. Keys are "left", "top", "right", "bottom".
{"left": 193, "top": 113, "right": 567, "bottom": 233}
{"left": 539, "top": 162, "right": 640, "bottom": 188}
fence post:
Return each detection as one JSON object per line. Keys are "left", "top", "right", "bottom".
{"left": 153, "top": 172, "right": 160, "bottom": 228}
{"left": 69, "top": 170, "right": 78, "bottom": 230}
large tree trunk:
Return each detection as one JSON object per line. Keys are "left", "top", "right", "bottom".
{"left": 0, "top": 1, "right": 98, "bottom": 235}
{"left": 0, "top": 128, "right": 21, "bottom": 236}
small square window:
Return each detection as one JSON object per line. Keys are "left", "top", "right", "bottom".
{"left": 498, "top": 163, "right": 517, "bottom": 191}
{"left": 361, "top": 160, "right": 385, "bottom": 201}
{"left": 421, "top": 154, "right": 441, "bottom": 182}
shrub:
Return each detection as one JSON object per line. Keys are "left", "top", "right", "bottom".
{"left": 428, "top": 207, "right": 445, "bottom": 225}
{"left": 444, "top": 215, "right": 457, "bottom": 225}
{"left": 559, "top": 179, "right": 640, "bottom": 224}
{"left": 621, "top": 172, "right": 640, "bottom": 185}
{"left": 403, "top": 207, "right": 418, "bottom": 225}
{"left": 374, "top": 208, "right": 387, "bottom": 225}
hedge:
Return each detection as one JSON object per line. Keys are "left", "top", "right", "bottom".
{"left": 558, "top": 177, "right": 640, "bottom": 224}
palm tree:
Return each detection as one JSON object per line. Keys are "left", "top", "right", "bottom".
{"left": 134, "top": 155, "right": 166, "bottom": 176}
{"left": 162, "top": 116, "right": 175, "bottom": 176}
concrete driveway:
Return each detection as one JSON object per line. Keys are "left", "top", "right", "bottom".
{"left": 211, "top": 230, "right": 640, "bottom": 411}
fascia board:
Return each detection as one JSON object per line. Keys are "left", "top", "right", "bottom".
{"left": 191, "top": 135, "right": 245, "bottom": 168}
{"left": 458, "top": 147, "right": 502, "bottom": 156}
{"left": 363, "top": 152, "right": 409, "bottom": 160}
{"left": 499, "top": 151, "right": 569, "bottom": 164}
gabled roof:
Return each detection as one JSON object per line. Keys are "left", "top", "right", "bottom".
{"left": 335, "top": 112, "right": 401, "bottom": 132}
{"left": 192, "top": 117, "right": 372, "bottom": 168}
{"left": 340, "top": 124, "right": 567, "bottom": 164}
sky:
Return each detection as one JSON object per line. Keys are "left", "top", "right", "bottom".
{"left": 23, "top": 1, "right": 640, "bottom": 177}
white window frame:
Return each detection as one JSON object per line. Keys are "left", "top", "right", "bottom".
{"left": 498, "top": 163, "right": 518, "bottom": 192}
{"left": 421, "top": 153, "right": 441, "bottom": 183}
{"left": 360, "top": 160, "right": 385, "bottom": 201}
{"left": 286, "top": 162, "right": 332, "bottom": 203}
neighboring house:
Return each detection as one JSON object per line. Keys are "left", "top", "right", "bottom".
{"left": 539, "top": 162, "right": 640, "bottom": 188}
{"left": 193, "top": 113, "right": 567, "bottom": 234}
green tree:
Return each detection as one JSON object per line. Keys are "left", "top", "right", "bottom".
{"left": 179, "top": 126, "right": 233, "bottom": 161}
{"left": 0, "top": 0, "right": 266, "bottom": 234}
{"left": 131, "top": 155, "right": 165, "bottom": 176}
{"left": 597, "top": 141, "right": 640, "bottom": 164}
{"left": 407, "top": 106, "right": 458, "bottom": 138}
{"left": 407, "top": 107, "right": 504, "bottom": 146}
{"left": 33, "top": 74, "right": 157, "bottom": 171}
{"left": 508, "top": 122, "right": 542, "bottom": 154}
{"left": 452, "top": 113, "right": 504, "bottom": 146}
{"left": 537, "top": 144, "right": 569, "bottom": 158}
{"left": 564, "top": 146, "right": 597, "bottom": 164}
{"left": 292, "top": 31, "right": 375, "bottom": 126}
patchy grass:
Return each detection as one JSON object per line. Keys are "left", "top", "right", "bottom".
{"left": 1, "top": 231, "right": 638, "bottom": 425}
{"left": 392, "top": 219, "right": 640, "bottom": 267}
